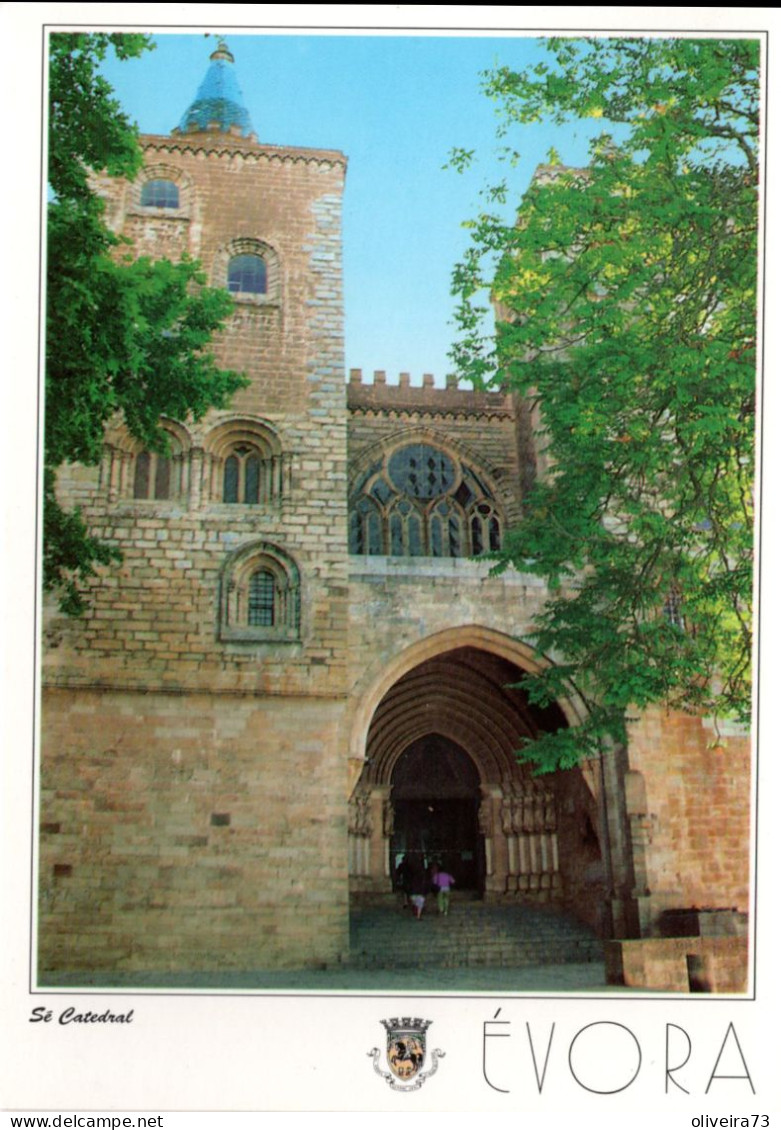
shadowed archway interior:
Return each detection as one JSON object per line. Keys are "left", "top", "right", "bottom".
{"left": 390, "top": 734, "right": 483, "bottom": 890}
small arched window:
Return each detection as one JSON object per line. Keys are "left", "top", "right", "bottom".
{"left": 228, "top": 254, "right": 267, "bottom": 296}
{"left": 140, "top": 179, "right": 180, "bottom": 209}
{"left": 220, "top": 543, "right": 301, "bottom": 643}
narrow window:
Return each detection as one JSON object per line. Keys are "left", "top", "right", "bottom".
{"left": 244, "top": 455, "right": 261, "bottom": 504}
{"left": 154, "top": 455, "right": 171, "bottom": 500}
{"left": 390, "top": 513, "right": 404, "bottom": 555}
{"left": 133, "top": 451, "right": 150, "bottom": 499}
{"left": 248, "top": 570, "right": 275, "bottom": 627}
{"left": 367, "top": 511, "right": 383, "bottom": 555}
{"left": 223, "top": 455, "right": 239, "bottom": 503}
{"left": 663, "top": 589, "right": 686, "bottom": 632}
{"left": 471, "top": 515, "right": 484, "bottom": 555}
{"left": 408, "top": 513, "right": 423, "bottom": 556}
{"left": 489, "top": 516, "right": 501, "bottom": 551}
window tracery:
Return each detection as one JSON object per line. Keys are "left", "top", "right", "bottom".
{"left": 349, "top": 441, "right": 504, "bottom": 558}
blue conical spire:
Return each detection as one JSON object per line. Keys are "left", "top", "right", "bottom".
{"left": 174, "top": 38, "right": 256, "bottom": 139}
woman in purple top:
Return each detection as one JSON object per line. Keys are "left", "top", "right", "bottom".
{"left": 431, "top": 864, "right": 455, "bottom": 916}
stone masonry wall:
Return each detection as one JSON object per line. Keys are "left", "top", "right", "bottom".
{"left": 346, "top": 557, "right": 551, "bottom": 689}
{"left": 624, "top": 708, "right": 751, "bottom": 933}
{"left": 39, "top": 688, "right": 349, "bottom": 974}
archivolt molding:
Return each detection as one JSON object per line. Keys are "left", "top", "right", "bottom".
{"left": 219, "top": 539, "right": 301, "bottom": 643}
{"left": 203, "top": 415, "right": 283, "bottom": 459}
{"left": 346, "top": 625, "right": 589, "bottom": 769}
{"left": 104, "top": 418, "right": 193, "bottom": 456}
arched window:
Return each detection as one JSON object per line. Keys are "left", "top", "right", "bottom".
{"left": 140, "top": 179, "right": 180, "bottom": 209}
{"left": 204, "top": 420, "right": 286, "bottom": 507}
{"left": 349, "top": 440, "right": 503, "bottom": 558}
{"left": 215, "top": 239, "right": 279, "bottom": 303}
{"left": 227, "top": 254, "right": 267, "bottom": 296}
{"left": 133, "top": 451, "right": 172, "bottom": 500}
{"left": 220, "top": 543, "right": 300, "bottom": 643}
{"left": 469, "top": 501, "right": 502, "bottom": 555}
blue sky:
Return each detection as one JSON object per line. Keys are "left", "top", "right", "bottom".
{"left": 99, "top": 32, "right": 612, "bottom": 383}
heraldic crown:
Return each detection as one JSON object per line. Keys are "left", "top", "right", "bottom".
{"left": 382, "top": 1018, "right": 431, "bottom": 1034}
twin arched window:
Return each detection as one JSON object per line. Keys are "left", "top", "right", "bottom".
{"left": 223, "top": 445, "right": 262, "bottom": 503}
{"left": 123, "top": 420, "right": 286, "bottom": 507}
{"left": 210, "top": 423, "right": 286, "bottom": 507}
{"left": 133, "top": 451, "right": 171, "bottom": 500}
{"left": 349, "top": 441, "right": 503, "bottom": 558}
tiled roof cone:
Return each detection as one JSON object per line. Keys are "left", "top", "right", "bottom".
{"left": 173, "top": 38, "right": 256, "bottom": 139}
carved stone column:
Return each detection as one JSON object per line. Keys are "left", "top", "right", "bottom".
{"left": 189, "top": 446, "right": 205, "bottom": 509}
{"left": 479, "top": 784, "right": 504, "bottom": 895}
{"left": 369, "top": 785, "right": 393, "bottom": 890}
{"left": 347, "top": 784, "right": 373, "bottom": 880}
{"left": 500, "top": 782, "right": 561, "bottom": 901}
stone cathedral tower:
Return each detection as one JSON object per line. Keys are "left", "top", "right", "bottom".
{"left": 40, "top": 42, "right": 750, "bottom": 990}
{"left": 41, "top": 40, "right": 351, "bottom": 972}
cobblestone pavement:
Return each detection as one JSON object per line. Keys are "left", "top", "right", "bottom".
{"left": 42, "top": 961, "right": 656, "bottom": 994}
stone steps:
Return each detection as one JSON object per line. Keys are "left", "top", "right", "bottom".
{"left": 349, "top": 899, "right": 604, "bottom": 969}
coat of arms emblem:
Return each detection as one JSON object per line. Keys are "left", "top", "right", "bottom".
{"left": 368, "top": 1017, "right": 445, "bottom": 1091}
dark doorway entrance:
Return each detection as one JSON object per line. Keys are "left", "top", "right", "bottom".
{"left": 390, "top": 734, "right": 484, "bottom": 891}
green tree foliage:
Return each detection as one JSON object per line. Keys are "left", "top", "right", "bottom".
{"left": 46, "top": 34, "right": 246, "bottom": 613}
{"left": 451, "top": 38, "right": 758, "bottom": 770}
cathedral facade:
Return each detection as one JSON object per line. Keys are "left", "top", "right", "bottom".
{"left": 39, "top": 44, "right": 751, "bottom": 988}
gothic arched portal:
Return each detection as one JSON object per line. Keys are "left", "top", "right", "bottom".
{"left": 348, "top": 644, "right": 608, "bottom": 935}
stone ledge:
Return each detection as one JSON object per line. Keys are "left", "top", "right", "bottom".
{"left": 605, "top": 937, "right": 748, "bottom": 993}
{"left": 348, "top": 556, "right": 547, "bottom": 583}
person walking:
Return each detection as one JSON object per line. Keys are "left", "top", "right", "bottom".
{"left": 408, "top": 856, "right": 428, "bottom": 919}
{"left": 431, "top": 864, "right": 455, "bottom": 916}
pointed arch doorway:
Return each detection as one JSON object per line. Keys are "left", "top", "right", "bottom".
{"left": 390, "top": 734, "right": 485, "bottom": 892}
{"left": 348, "top": 640, "right": 608, "bottom": 936}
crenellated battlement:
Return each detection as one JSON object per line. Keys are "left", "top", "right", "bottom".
{"left": 347, "top": 368, "right": 513, "bottom": 415}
